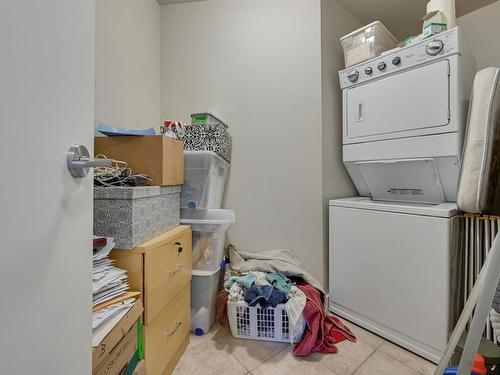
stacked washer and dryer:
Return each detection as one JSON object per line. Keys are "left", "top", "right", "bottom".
{"left": 329, "top": 27, "right": 475, "bottom": 363}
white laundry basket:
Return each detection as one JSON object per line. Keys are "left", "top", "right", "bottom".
{"left": 181, "top": 208, "right": 235, "bottom": 271}
{"left": 227, "top": 300, "right": 305, "bottom": 343}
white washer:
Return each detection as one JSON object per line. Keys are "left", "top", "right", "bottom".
{"left": 329, "top": 197, "right": 461, "bottom": 363}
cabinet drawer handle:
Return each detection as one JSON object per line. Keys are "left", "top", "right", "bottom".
{"left": 167, "top": 264, "right": 183, "bottom": 274}
{"left": 174, "top": 242, "right": 183, "bottom": 253}
{"left": 165, "top": 321, "right": 183, "bottom": 337}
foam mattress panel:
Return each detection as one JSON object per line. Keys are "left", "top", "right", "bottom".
{"left": 457, "top": 67, "right": 500, "bottom": 214}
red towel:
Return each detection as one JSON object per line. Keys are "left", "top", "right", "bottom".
{"left": 293, "top": 284, "right": 356, "bottom": 356}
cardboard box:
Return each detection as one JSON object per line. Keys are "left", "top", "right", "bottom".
{"left": 133, "top": 360, "right": 146, "bottom": 375}
{"left": 94, "top": 136, "right": 184, "bottom": 186}
{"left": 92, "top": 300, "right": 144, "bottom": 371}
{"left": 422, "top": 10, "right": 446, "bottom": 30}
{"left": 94, "top": 325, "right": 137, "bottom": 375}
{"left": 422, "top": 22, "right": 447, "bottom": 38}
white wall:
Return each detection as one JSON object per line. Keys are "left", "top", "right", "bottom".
{"left": 458, "top": 0, "right": 500, "bottom": 70}
{"left": 160, "top": 0, "right": 360, "bottom": 286}
{"left": 95, "top": 0, "right": 161, "bottom": 132}
{"left": 161, "top": 0, "right": 325, "bottom": 283}
{"left": 321, "top": 0, "right": 361, "bottom": 287}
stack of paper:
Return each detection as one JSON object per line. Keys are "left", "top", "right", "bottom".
{"left": 92, "top": 237, "right": 129, "bottom": 307}
{"left": 92, "top": 298, "right": 136, "bottom": 346}
{"left": 92, "top": 238, "right": 129, "bottom": 306}
{"left": 92, "top": 236, "right": 137, "bottom": 345}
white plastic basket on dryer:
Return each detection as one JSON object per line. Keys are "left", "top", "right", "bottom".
{"left": 227, "top": 300, "right": 305, "bottom": 343}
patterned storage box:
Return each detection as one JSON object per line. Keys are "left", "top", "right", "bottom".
{"left": 94, "top": 186, "right": 180, "bottom": 249}
{"left": 179, "top": 123, "right": 232, "bottom": 164}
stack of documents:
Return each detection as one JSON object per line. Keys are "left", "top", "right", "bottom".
{"left": 92, "top": 237, "right": 141, "bottom": 346}
{"left": 92, "top": 236, "right": 129, "bottom": 307}
{"left": 92, "top": 298, "right": 136, "bottom": 346}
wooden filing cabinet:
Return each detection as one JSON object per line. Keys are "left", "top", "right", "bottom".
{"left": 110, "top": 225, "right": 192, "bottom": 375}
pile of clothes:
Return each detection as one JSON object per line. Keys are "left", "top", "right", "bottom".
{"left": 216, "top": 245, "right": 356, "bottom": 356}
{"left": 226, "top": 270, "right": 293, "bottom": 308}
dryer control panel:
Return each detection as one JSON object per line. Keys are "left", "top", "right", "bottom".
{"left": 339, "top": 27, "right": 460, "bottom": 89}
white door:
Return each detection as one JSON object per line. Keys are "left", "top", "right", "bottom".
{"left": 344, "top": 59, "right": 450, "bottom": 143}
{"left": 0, "top": 2, "right": 95, "bottom": 374}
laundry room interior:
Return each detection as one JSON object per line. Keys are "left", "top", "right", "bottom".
{"left": 2, "top": 0, "right": 500, "bottom": 374}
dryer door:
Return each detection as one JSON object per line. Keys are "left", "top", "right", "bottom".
{"left": 344, "top": 59, "right": 450, "bottom": 144}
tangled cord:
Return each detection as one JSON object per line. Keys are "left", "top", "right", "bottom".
{"left": 94, "top": 154, "right": 151, "bottom": 187}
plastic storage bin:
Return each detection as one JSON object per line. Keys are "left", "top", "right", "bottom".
{"left": 180, "top": 151, "right": 229, "bottom": 209}
{"left": 191, "top": 112, "right": 228, "bottom": 128}
{"left": 190, "top": 267, "right": 222, "bottom": 335}
{"left": 340, "top": 21, "right": 398, "bottom": 67}
{"left": 181, "top": 208, "right": 235, "bottom": 271}
{"left": 227, "top": 301, "right": 305, "bottom": 343}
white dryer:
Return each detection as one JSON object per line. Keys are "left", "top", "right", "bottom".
{"left": 339, "top": 27, "right": 475, "bottom": 204}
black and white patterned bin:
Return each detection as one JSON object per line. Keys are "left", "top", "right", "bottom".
{"left": 179, "top": 123, "right": 232, "bottom": 164}
{"left": 94, "top": 186, "right": 180, "bottom": 249}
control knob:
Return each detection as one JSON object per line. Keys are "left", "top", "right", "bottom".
{"left": 392, "top": 56, "right": 401, "bottom": 65}
{"left": 426, "top": 40, "right": 444, "bottom": 56}
{"left": 377, "top": 62, "right": 387, "bottom": 71}
{"left": 347, "top": 69, "right": 359, "bottom": 82}
{"left": 364, "top": 67, "right": 373, "bottom": 75}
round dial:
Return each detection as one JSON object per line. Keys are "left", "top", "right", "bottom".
{"left": 364, "top": 67, "right": 373, "bottom": 75}
{"left": 347, "top": 69, "right": 359, "bottom": 82}
{"left": 426, "top": 40, "right": 444, "bottom": 56}
{"left": 392, "top": 56, "right": 401, "bottom": 65}
{"left": 377, "top": 62, "right": 387, "bottom": 71}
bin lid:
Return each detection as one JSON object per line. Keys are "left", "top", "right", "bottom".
{"left": 192, "top": 268, "right": 221, "bottom": 277}
{"left": 94, "top": 185, "right": 181, "bottom": 200}
{"left": 190, "top": 112, "right": 228, "bottom": 128}
{"left": 339, "top": 20, "right": 397, "bottom": 44}
{"left": 184, "top": 151, "right": 229, "bottom": 167}
{"left": 181, "top": 208, "right": 236, "bottom": 225}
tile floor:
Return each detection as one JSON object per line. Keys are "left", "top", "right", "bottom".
{"left": 173, "top": 318, "right": 437, "bottom": 375}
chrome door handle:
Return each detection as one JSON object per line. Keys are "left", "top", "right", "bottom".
{"left": 67, "top": 144, "right": 113, "bottom": 178}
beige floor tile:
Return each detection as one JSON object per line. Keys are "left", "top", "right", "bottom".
{"left": 187, "top": 325, "right": 220, "bottom": 350}
{"left": 378, "top": 341, "right": 437, "bottom": 375}
{"left": 173, "top": 334, "right": 247, "bottom": 375}
{"left": 337, "top": 316, "right": 385, "bottom": 349}
{"left": 252, "top": 346, "right": 339, "bottom": 375}
{"left": 174, "top": 321, "right": 438, "bottom": 375}
{"left": 312, "top": 337, "right": 377, "bottom": 375}
{"left": 355, "top": 351, "right": 420, "bottom": 375}
{"left": 213, "top": 325, "right": 288, "bottom": 371}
